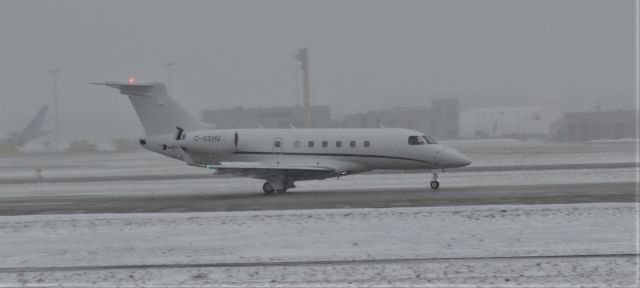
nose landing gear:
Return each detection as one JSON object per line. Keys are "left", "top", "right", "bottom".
{"left": 430, "top": 171, "right": 440, "bottom": 190}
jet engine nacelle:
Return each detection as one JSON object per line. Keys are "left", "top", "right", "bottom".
{"left": 178, "top": 130, "right": 237, "bottom": 154}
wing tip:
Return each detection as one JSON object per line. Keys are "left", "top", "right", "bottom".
{"left": 89, "top": 81, "right": 155, "bottom": 87}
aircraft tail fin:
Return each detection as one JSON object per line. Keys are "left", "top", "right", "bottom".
{"left": 8, "top": 105, "right": 51, "bottom": 144}
{"left": 91, "top": 81, "right": 202, "bottom": 136}
{"left": 23, "top": 105, "right": 49, "bottom": 133}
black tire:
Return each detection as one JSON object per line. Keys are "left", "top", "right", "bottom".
{"left": 430, "top": 180, "right": 440, "bottom": 190}
{"left": 276, "top": 188, "right": 287, "bottom": 193}
{"left": 263, "top": 182, "right": 275, "bottom": 194}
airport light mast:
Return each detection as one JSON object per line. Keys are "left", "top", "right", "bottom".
{"left": 49, "top": 69, "right": 60, "bottom": 151}
{"left": 293, "top": 56, "right": 301, "bottom": 107}
{"left": 165, "top": 62, "right": 174, "bottom": 95}
{"left": 296, "top": 48, "right": 312, "bottom": 128}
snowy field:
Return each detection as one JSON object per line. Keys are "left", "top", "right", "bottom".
{"left": 0, "top": 203, "right": 638, "bottom": 287}
{"left": 0, "top": 140, "right": 638, "bottom": 286}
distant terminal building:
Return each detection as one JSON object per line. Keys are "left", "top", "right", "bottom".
{"left": 201, "top": 99, "right": 460, "bottom": 139}
{"left": 430, "top": 99, "right": 460, "bottom": 139}
{"left": 201, "top": 105, "right": 332, "bottom": 129}
{"left": 552, "top": 110, "right": 638, "bottom": 142}
{"left": 460, "top": 106, "right": 562, "bottom": 139}
{"left": 342, "top": 99, "right": 460, "bottom": 139}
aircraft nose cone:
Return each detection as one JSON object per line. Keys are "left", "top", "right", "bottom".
{"left": 459, "top": 155, "right": 472, "bottom": 167}
{"left": 444, "top": 148, "right": 472, "bottom": 167}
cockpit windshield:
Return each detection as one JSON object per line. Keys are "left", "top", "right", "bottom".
{"left": 408, "top": 136, "right": 425, "bottom": 145}
{"left": 422, "top": 136, "right": 438, "bottom": 144}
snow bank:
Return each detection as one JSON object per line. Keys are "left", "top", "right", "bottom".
{"left": 0, "top": 203, "right": 637, "bottom": 286}
{"left": 1, "top": 203, "right": 636, "bottom": 267}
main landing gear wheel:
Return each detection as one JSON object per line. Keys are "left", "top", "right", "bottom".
{"left": 262, "top": 182, "right": 275, "bottom": 195}
{"left": 276, "top": 188, "right": 287, "bottom": 193}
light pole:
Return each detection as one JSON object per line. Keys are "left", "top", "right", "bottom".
{"left": 293, "top": 56, "right": 300, "bottom": 107}
{"left": 499, "top": 111, "right": 505, "bottom": 137}
{"left": 515, "top": 110, "right": 521, "bottom": 136}
{"left": 295, "top": 48, "right": 311, "bottom": 128}
{"left": 49, "top": 69, "right": 60, "bottom": 151}
{"left": 165, "top": 62, "right": 174, "bottom": 95}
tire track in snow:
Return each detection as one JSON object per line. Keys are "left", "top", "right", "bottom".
{"left": 1, "top": 253, "right": 637, "bottom": 273}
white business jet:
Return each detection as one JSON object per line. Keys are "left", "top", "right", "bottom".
{"left": 93, "top": 81, "right": 470, "bottom": 194}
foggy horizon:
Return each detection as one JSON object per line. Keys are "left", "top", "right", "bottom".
{"left": 0, "top": 0, "right": 636, "bottom": 142}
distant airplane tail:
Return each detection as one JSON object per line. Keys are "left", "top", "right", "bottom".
{"left": 23, "top": 105, "right": 49, "bottom": 133}
{"left": 91, "top": 82, "right": 202, "bottom": 136}
{"left": 8, "top": 105, "right": 50, "bottom": 144}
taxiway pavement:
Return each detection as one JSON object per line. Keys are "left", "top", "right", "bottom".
{"left": 0, "top": 182, "right": 635, "bottom": 216}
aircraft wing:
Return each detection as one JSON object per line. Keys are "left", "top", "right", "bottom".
{"left": 208, "top": 163, "right": 337, "bottom": 180}
{"left": 175, "top": 147, "right": 339, "bottom": 180}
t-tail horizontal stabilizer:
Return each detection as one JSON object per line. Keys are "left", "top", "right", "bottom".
{"left": 90, "top": 82, "right": 203, "bottom": 135}
{"left": 91, "top": 81, "right": 202, "bottom": 136}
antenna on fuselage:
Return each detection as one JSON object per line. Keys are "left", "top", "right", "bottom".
{"left": 380, "top": 124, "right": 386, "bottom": 128}
{"left": 289, "top": 124, "right": 296, "bottom": 129}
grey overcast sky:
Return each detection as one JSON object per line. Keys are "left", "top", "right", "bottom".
{"left": 0, "top": 0, "right": 636, "bottom": 141}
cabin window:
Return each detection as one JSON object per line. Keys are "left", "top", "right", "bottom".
{"left": 308, "top": 141, "right": 315, "bottom": 148}
{"left": 322, "top": 140, "right": 328, "bottom": 148}
{"left": 294, "top": 140, "right": 300, "bottom": 148}
{"left": 336, "top": 141, "right": 342, "bottom": 148}
{"left": 350, "top": 140, "right": 356, "bottom": 148}
{"left": 422, "top": 136, "right": 438, "bottom": 144}
{"left": 274, "top": 140, "right": 281, "bottom": 148}
{"left": 364, "top": 140, "right": 370, "bottom": 147}
{"left": 408, "top": 136, "right": 425, "bottom": 145}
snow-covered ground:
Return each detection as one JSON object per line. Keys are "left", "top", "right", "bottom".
{"left": 0, "top": 140, "right": 637, "bottom": 286}
{"left": 0, "top": 203, "right": 638, "bottom": 286}
{"left": 444, "top": 139, "right": 638, "bottom": 167}
{"left": 2, "top": 256, "right": 638, "bottom": 287}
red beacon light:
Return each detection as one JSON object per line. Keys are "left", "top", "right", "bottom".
{"left": 128, "top": 77, "right": 136, "bottom": 84}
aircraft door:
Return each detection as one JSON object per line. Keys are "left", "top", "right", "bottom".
{"left": 433, "top": 147, "right": 441, "bottom": 166}
{"left": 273, "top": 137, "right": 283, "bottom": 155}
{"left": 234, "top": 132, "right": 238, "bottom": 152}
